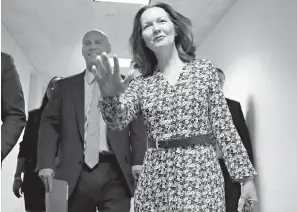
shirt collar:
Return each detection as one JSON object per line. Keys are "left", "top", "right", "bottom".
{"left": 85, "top": 69, "right": 95, "bottom": 85}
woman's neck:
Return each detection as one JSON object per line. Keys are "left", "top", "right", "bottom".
{"left": 155, "top": 45, "right": 183, "bottom": 73}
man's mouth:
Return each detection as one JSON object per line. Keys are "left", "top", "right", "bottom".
{"left": 88, "top": 52, "right": 100, "bottom": 57}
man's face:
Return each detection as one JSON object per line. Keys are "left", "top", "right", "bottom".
{"left": 218, "top": 72, "right": 225, "bottom": 89}
{"left": 82, "top": 31, "right": 111, "bottom": 65}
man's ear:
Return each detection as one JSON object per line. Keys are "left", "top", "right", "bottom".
{"left": 107, "top": 43, "right": 112, "bottom": 54}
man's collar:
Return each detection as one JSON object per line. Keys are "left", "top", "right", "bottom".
{"left": 85, "top": 69, "right": 95, "bottom": 85}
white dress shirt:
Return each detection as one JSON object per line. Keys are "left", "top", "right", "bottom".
{"left": 84, "top": 70, "right": 109, "bottom": 153}
{"left": 84, "top": 70, "right": 142, "bottom": 174}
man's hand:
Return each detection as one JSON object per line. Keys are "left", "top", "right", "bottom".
{"left": 132, "top": 165, "right": 142, "bottom": 182}
{"left": 38, "top": 168, "right": 55, "bottom": 193}
{"left": 12, "top": 177, "right": 23, "bottom": 198}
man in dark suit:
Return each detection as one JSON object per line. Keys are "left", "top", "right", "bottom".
{"left": 37, "top": 30, "right": 147, "bottom": 212}
{"left": 1, "top": 52, "right": 26, "bottom": 162}
{"left": 216, "top": 68, "right": 255, "bottom": 212}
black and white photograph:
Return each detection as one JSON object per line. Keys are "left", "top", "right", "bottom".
{"left": 1, "top": 0, "right": 296, "bottom": 212}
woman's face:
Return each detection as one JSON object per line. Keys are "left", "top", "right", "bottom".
{"left": 46, "top": 77, "right": 61, "bottom": 99}
{"left": 141, "top": 7, "right": 176, "bottom": 53}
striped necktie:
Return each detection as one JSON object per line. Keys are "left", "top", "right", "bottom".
{"left": 84, "top": 83, "right": 100, "bottom": 169}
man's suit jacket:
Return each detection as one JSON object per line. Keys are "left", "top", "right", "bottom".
{"left": 1, "top": 52, "right": 26, "bottom": 161}
{"left": 219, "top": 98, "right": 254, "bottom": 212}
{"left": 37, "top": 72, "right": 147, "bottom": 197}
{"left": 18, "top": 109, "right": 44, "bottom": 171}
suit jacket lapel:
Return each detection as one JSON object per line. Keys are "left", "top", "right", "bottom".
{"left": 73, "top": 71, "right": 85, "bottom": 141}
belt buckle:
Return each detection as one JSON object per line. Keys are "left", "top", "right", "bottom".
{"left": 164, "top": 140, "right": 169, "bottom": 148}
{"left": 155, "top": 140, "right": 159, "bottom": 149}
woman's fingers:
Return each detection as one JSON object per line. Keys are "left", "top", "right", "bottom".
{"left": 112, "top": 55, "right": 120, "bottom": 77}
{"left": 95, "top": 55, "right": 108, "bottom": 77}
{"left": 101, "top": 53, "right": 113, "bottom": 75}
{"left": 123, "top": 70, "right": 135, "bottom": 87}
{"left": 92, "top": 65, "right": 104, "bottom": 84}
{"left": 237, "top": 196, "right": 246, "bottom": 212}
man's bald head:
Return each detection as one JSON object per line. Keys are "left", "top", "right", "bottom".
{"left": 82, "top": 29, "right": 112, "bottom": 67}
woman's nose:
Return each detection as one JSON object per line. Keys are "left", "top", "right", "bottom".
{"left": 152, "top": 23, "right": 161, "bottom": 34}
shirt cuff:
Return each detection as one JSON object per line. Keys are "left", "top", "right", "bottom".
{"left": 132, "top": 165, "right": 142, "bottom": 172}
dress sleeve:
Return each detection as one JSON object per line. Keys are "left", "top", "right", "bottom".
{"left": 206, "top": 60, "right": 257, "bottom": 182}
{"left": 99, "top": 77, "right": 142, "bottom": 131}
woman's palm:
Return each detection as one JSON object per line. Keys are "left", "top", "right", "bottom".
{"left": 92, "top": 53, "right": 134, "bottom": 97}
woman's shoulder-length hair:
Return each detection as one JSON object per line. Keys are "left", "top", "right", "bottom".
{"left": 129, "top": 2, "right": 196, "bottom": 77}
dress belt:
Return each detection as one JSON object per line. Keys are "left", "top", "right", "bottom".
{"left": 148, "top": 134, "right": 215, "bottom": 149}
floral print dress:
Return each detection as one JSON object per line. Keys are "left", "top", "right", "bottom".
{"left": 99, "top": 59, "right": 257, "bottom": 211}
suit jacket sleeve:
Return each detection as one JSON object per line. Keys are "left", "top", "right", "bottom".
{"left": 18, "top": 111, "right": 36, "bottom": 160}
{"left": 37, "top": 82, "right": 62, "bottom": 170}
{"left": 129, "top": 115, "right": 147, "bottom": 165}
{"left": 232, "top": 102, "right": 255, "bottom": 165}
{"left": 1, "top": 54, "right": 26, "bottom": 161}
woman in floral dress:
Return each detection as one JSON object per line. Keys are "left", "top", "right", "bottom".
{"left": 93, "top": 2, "right": 258, "bottom": 211}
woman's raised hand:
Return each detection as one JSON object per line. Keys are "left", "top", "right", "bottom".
{"left": 92, "top": 53, "right": 134, "bottom": 97}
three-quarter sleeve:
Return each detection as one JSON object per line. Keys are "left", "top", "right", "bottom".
{"left": 99, "top": 77, "right": 142, "bottom": 131}
{"left": 207, "top": 60, "right": 257, "bottom": 182}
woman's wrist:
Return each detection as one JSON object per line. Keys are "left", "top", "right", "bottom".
{"left": 240, "top": 177, "right": 254, "bottom": 187}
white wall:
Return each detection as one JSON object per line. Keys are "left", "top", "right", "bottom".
{"left": 196, "top": 1, "right": 297, "bottom": 212}
{"left": 1, "top": 23, "right": 48, "bottom": 212}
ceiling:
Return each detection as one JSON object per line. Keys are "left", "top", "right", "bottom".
{"left": 1, "top": 0, "right": 236, "bottom": 81}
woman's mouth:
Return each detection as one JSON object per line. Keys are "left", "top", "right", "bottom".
{"left": 154, "top": 35, "right": 165, "bottom": 41}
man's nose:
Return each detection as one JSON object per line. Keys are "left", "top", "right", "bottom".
{"left": 90, "top": 42, "right": 97, "bottom": 49}
{"left": 89, "top": 45, "right": 101, "bottom": 53}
